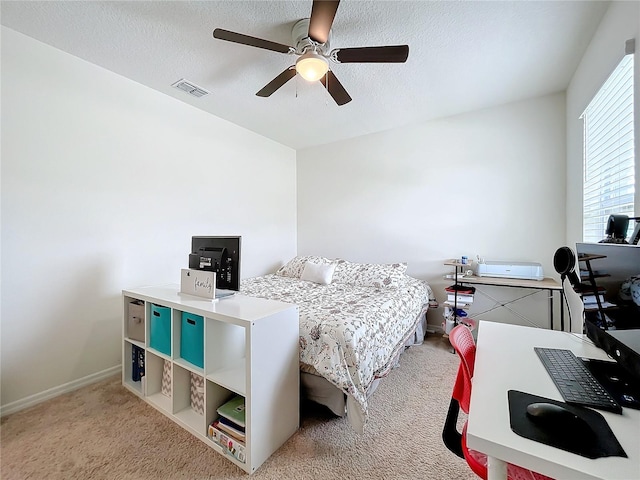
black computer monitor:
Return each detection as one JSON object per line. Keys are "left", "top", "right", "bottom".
{"left": 576, "top": 243, "right": 640, "bottom": 326}
{"left": 189, "top": 236, "right": 241, "bottom": 291}
{"left": 576, "top": 243, "right": 640, "bottom": 386}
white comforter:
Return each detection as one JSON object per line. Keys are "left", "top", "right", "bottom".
{"left": 240, "top": 274, "right": 433, "bottom": 431}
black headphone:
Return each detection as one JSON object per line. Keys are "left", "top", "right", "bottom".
{"left": 553, "top": 247, "right": 581, "bottom": 289}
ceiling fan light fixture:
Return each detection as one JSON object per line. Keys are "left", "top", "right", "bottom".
{"left": 296, "top": 52, "right": 329, "bottom": 82}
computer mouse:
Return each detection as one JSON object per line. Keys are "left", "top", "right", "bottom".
{"left": 525, "top": 402, "right": 594, "bottom": 437}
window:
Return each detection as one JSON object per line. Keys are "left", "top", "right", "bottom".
{"left": 581, "top": 53, "right": 635, "bottom": 243}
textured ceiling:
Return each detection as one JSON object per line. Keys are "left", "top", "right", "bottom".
{"left": 1, "top": 1, "right": 609, "bottom": 149}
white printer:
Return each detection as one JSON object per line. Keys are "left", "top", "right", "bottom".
{"left": 476, "top": 261, "right": 544, "bottom": 281}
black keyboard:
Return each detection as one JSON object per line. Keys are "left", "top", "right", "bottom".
{"left": 534, "top": 347, "right": 622, "bottom": 414}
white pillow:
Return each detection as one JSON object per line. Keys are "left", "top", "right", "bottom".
{"left": 275, "top": 255, "right": 332, "bottom": 278}
{"left": 300, "top": 261, "right": 336, "bottom": 285}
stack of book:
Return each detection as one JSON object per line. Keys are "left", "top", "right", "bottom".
{"left": 208, "top": 395, "right": 246, "bottom": 463}
{"left": 582, "top": 291, "right": 616, "bottom": 309}
{"left": 445, "top": 284, "right": 475, "bottom": 305}
{"left": 583, "top": 292, "right": 606, "bottom": 304}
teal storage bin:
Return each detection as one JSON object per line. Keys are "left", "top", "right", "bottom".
{"left": 181, "top": 312, "right": 204, "bottom": 368}
{"left": 150, "top": 304, "right": 171, "bottom": 356}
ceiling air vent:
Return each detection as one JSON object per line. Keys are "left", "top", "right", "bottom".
{"left": 172, "top": 79, "right": 210, "bottom": 98}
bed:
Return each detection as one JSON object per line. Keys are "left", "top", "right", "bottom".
{"left": 240, "top": 256, "right": 436, "bottom": 432}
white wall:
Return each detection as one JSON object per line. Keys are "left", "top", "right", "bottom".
{"left": 565, "top": 1, "right": 639, "bottom": 332}
{"left": 297, "top": 93, "right": 567, "bottom": 330}
{"left": 0, "top": 27, "right": 297, "bottom": 411}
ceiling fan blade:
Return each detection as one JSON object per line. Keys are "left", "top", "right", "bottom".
{"left": 308, "top": 0, "right": 340, "bottom": 44}
{"left": 333, "top": 45, "right": 409, "bottom": 63}
{"left": 319, "top": 70, "right": 352, "bottom": 106}
{"left": 256, "top": 67, "right": 297, "bottom": 97}
{"left": 213, "top": 28, "right": 292, "bottom": 54}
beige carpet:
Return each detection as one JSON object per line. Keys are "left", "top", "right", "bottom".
{"left": 1, "top": 334, "right": 477, "bottom": 480}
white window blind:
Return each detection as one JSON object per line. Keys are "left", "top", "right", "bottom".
{"left": 582, "top": 54, "right": 635, "bottom": 243}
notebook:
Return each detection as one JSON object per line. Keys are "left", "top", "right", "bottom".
{"left": 217, "top": 395, "right": 245, "bottom": 427}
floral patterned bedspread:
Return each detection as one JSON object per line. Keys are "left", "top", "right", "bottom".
{"left": 240, "top": 273, "right": 433, "bottom": 429}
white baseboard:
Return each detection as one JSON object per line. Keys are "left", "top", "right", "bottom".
{"left": 0, "top": 365, "right": 121, "bottom": 417}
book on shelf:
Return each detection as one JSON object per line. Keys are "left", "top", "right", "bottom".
{"left": 447, "top": 293, "right": 474, "bottom": 304}
{"left": 217, "top": 395, "right": 246, "bottom": 427}
{"left": 584, "top": 301, "right": 617, "bottom": 310}
{"left": 582, "top": 293, "right": 606, "bottom": 305}
{"left": 445, "top": 284, "right": 476, "bottom": 295}
{"left": 215, "top": 416, "right": 246, "bottom": 441}
{"left": 208, "top": 422, "right": 246, "bottom": 463}
{"left": 131, "top": 344, "right": 145, "bottom": 382}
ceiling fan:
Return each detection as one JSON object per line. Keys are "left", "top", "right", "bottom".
{"left": 212, "top": 0, "right": 409, "bottom": 106}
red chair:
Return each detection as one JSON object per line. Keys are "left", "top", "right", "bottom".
{"left": 442, "top": 324, "right": 554, "bottom": 480}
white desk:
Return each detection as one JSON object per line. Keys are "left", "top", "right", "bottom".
{"left": 466, "top": 321, "right": 640, "bottom": 480}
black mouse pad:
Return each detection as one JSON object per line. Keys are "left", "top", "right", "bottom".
{"left": 508, "top": 390, "right": 627, "bottom": 459}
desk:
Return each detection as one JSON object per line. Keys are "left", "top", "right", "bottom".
{"left": 467, "top": 321, "right": 640, "bottom": 480}
{"left": 458, "top": 275, "right": 565, "bottom": 331}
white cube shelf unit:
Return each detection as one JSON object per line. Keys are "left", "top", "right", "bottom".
{"left": 122, "top": 284, "right": 299, "bottom": 474}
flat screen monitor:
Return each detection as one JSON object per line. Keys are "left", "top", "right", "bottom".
{"left": 576, "top": 243, "right": 640, "bottom": 326}
{"left": 189, "top": 236, "right": 241, "bottom": 291}
{"left": 576, "top": 243, "right": 640, "bottom": 386}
